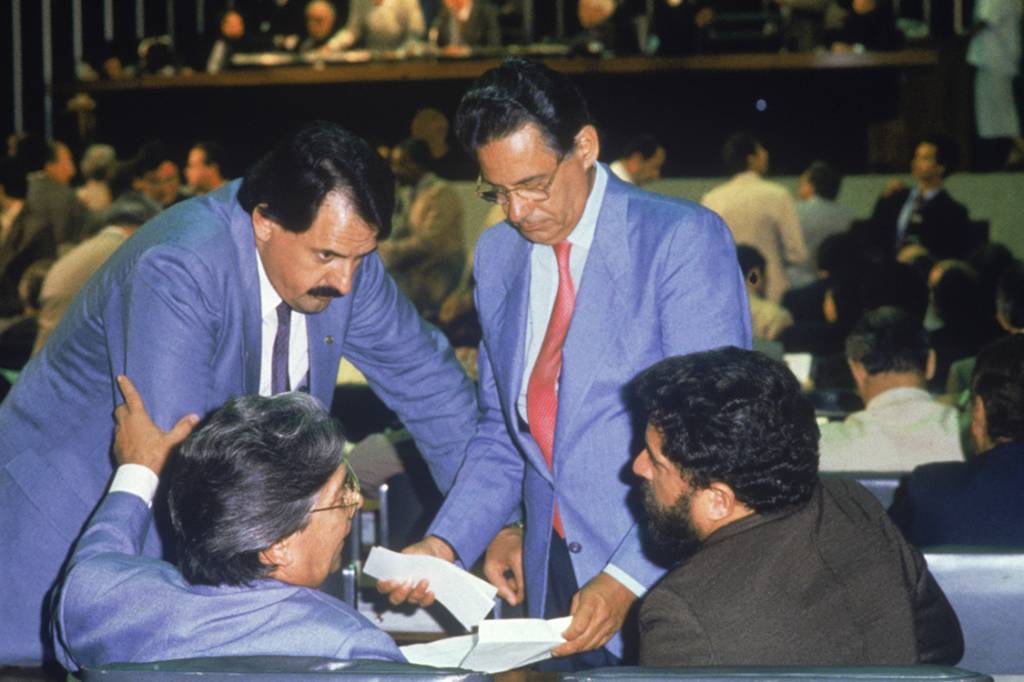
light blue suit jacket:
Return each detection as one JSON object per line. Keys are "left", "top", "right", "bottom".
{"left": 52, "top": 491, "right": 403, "bottom": 670}
{"left": 428, "top": 171, "right": 752, "bottom": 657}
{"left": 0, "top": 181, "right": 476, "bottom": 664}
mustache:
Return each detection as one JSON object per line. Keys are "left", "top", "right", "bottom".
{"left": 307, "top": 286, "right": 344, "bottom": 298}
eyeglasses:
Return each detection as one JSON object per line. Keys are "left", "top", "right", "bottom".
{"left": 476, "top": 152, "right": 567, "bottom": 206}
{"left": 310, "top": 463, "right": 361, "bottom": 518}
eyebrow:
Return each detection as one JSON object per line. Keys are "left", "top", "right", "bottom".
{"left": 480, "top": 170, "right": 549, "bottom": 190}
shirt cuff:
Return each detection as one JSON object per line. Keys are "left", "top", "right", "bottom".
{"left": 109, "top": 464, "right": 160, "bottom": 507}
{"left": 603, "top": 564, "right": 648, "bottom": 599}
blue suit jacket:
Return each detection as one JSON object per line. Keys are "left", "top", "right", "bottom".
{"left": 428, "top": 171, "right": 752, "bottom": 657}
{"left": 0, "top": 181, "right": 476, "bottom": 664}
{"left": 53, "top": 491, "right": 403, "bottom": 670}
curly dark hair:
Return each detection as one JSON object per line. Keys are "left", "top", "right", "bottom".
{"left": 845, "top": 306, "right": 929, "bottom": 375}
{"left": 630, "top": 347, "right": 819, "bottom": 514}
{"left": 972, "top": 334, "right": 1024, "bottom": 444}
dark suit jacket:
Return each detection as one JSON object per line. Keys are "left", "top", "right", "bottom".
{"left": 890, "top": 441, "right": 1024, "bottom": 547}
{"left": 639, "top": 478, "right": 963, "bottom": 667}
{"left": 865, "top": 187, "right": 971, "bottom": 260}
{"left": 0, "top": 207, "right": 56, "bottom": 316}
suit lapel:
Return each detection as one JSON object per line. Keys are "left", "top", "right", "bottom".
{"left": 554, "top": 178, "right": 631, "bottom": 470}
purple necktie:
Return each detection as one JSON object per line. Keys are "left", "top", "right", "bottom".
{"left": 272, "top": 301, "right": 291, "bottom": 394}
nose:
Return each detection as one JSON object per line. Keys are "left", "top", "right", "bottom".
{"left": 505, "top": 193, "right": 533, "bottom": 225}
{"left": 632, "top": 449, "right": 653, "bottom": 480}
{"left": 328, "top": 259, "right": 357, "bottom": 296}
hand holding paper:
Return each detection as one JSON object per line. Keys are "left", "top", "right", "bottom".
{"left": 363, "top": 546, "right": 497, "bottom": 629}
{"left": 374, "top": 536, "right": 455, "bottom": 607}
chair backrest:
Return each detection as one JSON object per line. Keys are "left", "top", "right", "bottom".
{"left": 820, "top": 472, "right": 905, "bottom": 510}
{"left": 560, "top": 665, "right": 992, "bottom": 681}
{"left": 924, "top": 549, "right": 1024, "bottom": 675}
{"left": 78, "top": 656, "right": 492, "bottom": 681}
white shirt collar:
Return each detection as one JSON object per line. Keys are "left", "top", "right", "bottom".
{"left": 564, "top": 162, "right": 608, "bottom": 250}
{"left": 255, "top": 248, "right": 283, "bottom": 322}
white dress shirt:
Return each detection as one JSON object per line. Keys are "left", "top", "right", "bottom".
{"left": 256, "top": 251, "right": 310, "bottom": 396}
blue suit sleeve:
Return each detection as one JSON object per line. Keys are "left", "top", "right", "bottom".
{"left": 52, "top": 492, "right": 152, "bottom": 671}
{"left": 608, "top": 206, "right": 751, "bottom": 588}
{"left": 341, "top": 253, "right": 477, "bottom": 493}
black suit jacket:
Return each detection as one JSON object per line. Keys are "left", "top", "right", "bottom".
{"left": 865, "top": 187, "right": 971, "bottom": 260}
{"left": 639, "top": 478, "right": 963, "bottom": 667}
{"left": 890, "top": 441, "right": 1024, "bottom": 547}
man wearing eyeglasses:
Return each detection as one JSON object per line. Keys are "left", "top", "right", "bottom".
{"left": 381, "top": 58, "right": 751, "bottom": 669}
{"left": 52, "top": 376, "right": 403, "bottom": 671}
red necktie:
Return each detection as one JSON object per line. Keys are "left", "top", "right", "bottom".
{"left": 527, "top": 241, "right": 575, "bottom": 538}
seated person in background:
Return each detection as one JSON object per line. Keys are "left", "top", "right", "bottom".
{"left": 327, "top": 0, "right": 426, "bottom": 51}
{"left": 819, "top": 306, "right": 962, "bottom": 472}
{"left": 0, "top": 259, "right": 51, "bottom": 372}
{"left": 132, "top": 140, "right": 184, "bottom": 208}
{"left": 864, "top": 134, "right": 971, "bottom": 262}
{"left": 19, "top": 135, "right": 88, "bottom": 249}
{"left": 891, "top": 335, "right": 1024, "bottom": 547}
{"left": 829, "top": 0, "right": 904, "bottom": 52}
{"left": 380, "top": 138, "right": 465, "bottom": 323}
{"left": 53, "top": 377, "right": 402, "bottom": 671}
{"left": 409, "top": 107, "right": 475, "bottom": 180}
{"left": 298, "top": 0, "right": 340, "bottom": 52}
{"left": 33, "top": 192, "right": 159, "bottom": 353}
{"left": 783, "top": 230, "right": 863, "bottom": 326}
{"left": 206, "top": 9, "right": 278, "bottom": 72}
{"left": 428, "top": 0, "right": 502, "bottom": 52}
{"left": 185, "top": 141, "right": 228, "bottom": 196}
{"left": 738, "top": 245, "right": 793, "bottom": 342}
{"left": 75, "top": 144, "right": 117, "bottom": 215}
{"left": 789, "top": 160, "right": 852, "bottom": 288}
{"left": 631, "top": 347, "right": 964, "bottom": 667}
{"left": 928, "top": 261, "right": 1002, "bottom": 392}
{"left": 702, "top": 131, "right": 806, "bottom": 303}
{"left": 0, "top": 155, "right": 56, "bottom": 318}
{"left": 609, "top": 134, "right": 666, "bottom": 186}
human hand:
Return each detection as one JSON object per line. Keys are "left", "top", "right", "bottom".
{"left": 113, "top": 375, "right": 198, "bottom": 476}
{"left": 484, "top": 525, "right": 524, "bottom": 606}
{"left": 375, "top": 535, "right": 455, "bottom": 607}
{"left": 882, "top": 177, "right": 907, "bottom": 198}
{"left": 553, "top": 572, "right": 637, "bottom": 657}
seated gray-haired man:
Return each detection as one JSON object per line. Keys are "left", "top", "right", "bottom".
{"left": 52, "top": 377, "right": 402, "bottom": 672}
{"left": 630, "top": 347, "right": 963, "bottom": 667}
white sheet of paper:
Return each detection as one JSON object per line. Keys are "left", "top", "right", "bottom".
{"left": 397, "top": 616, "right": 571, "bottom": 674}
{"left": 783, "top": 352, "right": 813, "bottom": 384}
{"left": 400, "top": 634, "right": 476, "bottom": 668}
{"left": 363, "top": 546, "right": 497, "bottom": 629}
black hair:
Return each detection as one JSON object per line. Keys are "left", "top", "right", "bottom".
{"left": 861, "top": 260, "right": 929, "bottom": 323}
{"left": 454, "top": 57, "right": 591, "bottom": 156}
{"left": 972, "top": 335, "right": 1024, "bottom": 444}
{"left": 0, "top": 156, "right": 28, "bottom": 199}
{"left": 395, "top": 137, "right": 433, "bottom": 171}
{"left": 996, "top": 260, "right": 1024, "bottom": 330}
{"left": 817, "top": 231, "right": 864, "bottom": 279}
{"left": 237, "top": 121, "right": 393, "bottom": 238}
{"left": 736, "top": 244, "right": 766, "bottom": 277}
{"left": 133, "top": 140, "right": 176, "bottom": 176}
{"left": 620, "top": 134, "right": 661, "bottom": 160}
{"left": 192, "top": 140, "right": 230, "bottom": 177}
{"left": 168, "top": 392, "right": 347, "bottom": 586}
{"left": 805, "top": 160, "right": 841, "bottom": 200}
{"left": 631, "top": 347, "right": 819, "bottom": 514}
{"left": 917, "top": 133, "right": 959, "bottom": 178}
{"left": 13, "top": 133, "right": 49, "bottom": 172}
{"left": 845, "top": 306, "right": 929, "bottom": 375}
{"left": 722, "top": 131, "right": 761, "bottom": 176}
{"left": 933, "top": 262, "right": 982, "bottom": 329}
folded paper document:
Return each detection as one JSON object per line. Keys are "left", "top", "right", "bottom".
{"left": 362, "top": 547, "right": 497, "bottom": 629}
{"left": 400, "top": 616, "right": 572, "bottom": 673}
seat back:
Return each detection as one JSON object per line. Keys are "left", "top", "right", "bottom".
{"left": 78, "top": 655, "right": 491, "bottom": 681}
{"left": 924, "top": 549, "right": 1024, "bottom": 675}
{"left": 820, "top": 472, "right": 905, "bottom": 510}
{"left": 560, "top": 665, "right": 992, "bottom": 681}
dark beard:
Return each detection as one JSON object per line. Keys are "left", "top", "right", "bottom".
{"left": 643, "top": 484, "right": 703, "bottom": 560}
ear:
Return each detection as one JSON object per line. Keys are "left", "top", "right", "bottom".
{"left": 701, "top": 481, "right": 737, "bottom": 523}
{"left": 574, "top": 125, "right": 601, "bottom": 170}
{"left": 252, "top": 205, "right": 275, "bottom": 246}
{"left": 970, "top": 395, "right": 989, "bottom": 454}
{"left": 848, "top": 359, "right": 868, "bottom": 392}
{"left": 924, "top": 349, "right": 936, "bottom": 381}
{"left": 259, "top": 537, "right": 291, "bottom": 574}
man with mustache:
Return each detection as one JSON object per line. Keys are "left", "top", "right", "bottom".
{"left": 0, "top": 121, "right": 476, "bottom": 666}
{"left": 630, "top": 347, "right": 963, "bottom": 667}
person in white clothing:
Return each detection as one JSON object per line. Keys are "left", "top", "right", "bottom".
{"left": 967, "top": 0, "right": 1024, "bottom": 167}
{"left": 702, "top": 132, "right": 806, "bottom": 303}
{"left": 819, "top": 306, "right": 964, "bottom": 472}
